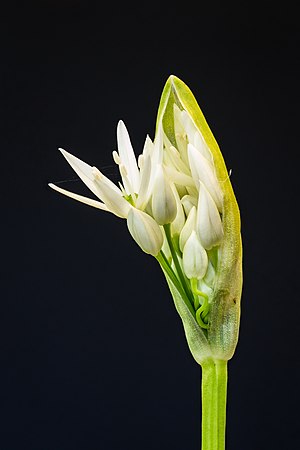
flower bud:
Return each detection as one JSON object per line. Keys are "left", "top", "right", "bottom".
{"left": 117, "top": 120, "right": 140, "bottom": 193}
{"left": 181, "top": 194, "right": 197, "bottom": 216}
{"left": 127, "top": 207, "right": 163, "bottom": 256}
{"left": 179, "top": 206, "right": 196, "bottom": 252}
{"left": 170, "top": 182, "right": 186, "bottom": 236}
{"left": 182, "top": 231, "right": 208, "bottom": 279}
{"left": 197, "top": 182, "right": 224, "bottom": 250}
{"left": 151, "top": 165, "right": 177, "bottom": 225}
{"left": 187, "top": 143, "right": 223, "bottom": 211}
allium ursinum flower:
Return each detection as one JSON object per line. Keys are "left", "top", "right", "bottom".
{"left": 49, "top": 75, "right": 242, "bottom": 450}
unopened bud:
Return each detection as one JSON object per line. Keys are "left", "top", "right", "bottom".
{"left": 127, "top": 208, "right": 163, "bottom": 256}
{"left": 170, "top": 183, "right": 185, "bottom": 236}
{"left": 152, "top": 165, "right": 177, "bottom": 225}
{"left": 179, "top": 206, "right": 197, "bottom": 252}
{"left": 181, "top": 194, "right": 197, "bottom": 216}
{"left": 182, "top": 231, "right": 208, "bottom": 279}
{"left": 197, "top": 182, "right": 224, "bottom": 250}
{"left": 188, "top": 143, "right": 223, "bottom": 211}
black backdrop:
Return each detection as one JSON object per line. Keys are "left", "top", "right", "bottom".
{"left": 1, "top": 2, "right": 299, "bottom": 450}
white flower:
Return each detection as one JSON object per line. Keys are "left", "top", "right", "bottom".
{"left": 49, "top": 99, "right": 225, "bottom": 308}
{"left": 49, "top": 121, "right": 168, "bottom": 255}
{"left": 49, "top": 74, "right": 243, "bottom": 364}
{"left": 196, "top": 182, "right": 224, "bottom": 250}
{"left": 127, "top": 208, "right": 163, "bottom": 256}
{"left": 115, "top": 120, "right": 140, "bottom": 195}
{"left": 170, "top": 182, "right": 185, "bottom": 236}
{"left": 182, "top": 230, "right": 208, "bottom": 280}
{"left": 181, "top": 194, "right": 197, "bottom": 216}
{"left": 151, "top": 164, "right": 177, "bottom": 225}
{"left": 179, "top": 206, "right": 197, "bottom": 252}
{"left": 187, "top": 143, "right": 223, "bottom": 211}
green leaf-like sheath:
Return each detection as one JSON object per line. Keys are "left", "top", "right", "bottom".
{"left": 156, "top": 75, "right": 243, "bottom": 363}
{"left": 163, "top": 272, "right": 212, "bottom": 363}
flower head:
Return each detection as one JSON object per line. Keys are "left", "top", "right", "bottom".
{"left": 49, "top": 75, "right": 242, "bottom": 364}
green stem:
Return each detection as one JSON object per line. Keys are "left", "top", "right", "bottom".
{"left": 201, "top": 359, "right": 228, "bottom": 450}
{"left": 164, "top": 224, "right": 192, "bottom": 300}
{"left": 156, "top": 252, "right": 195, "bottom": 317}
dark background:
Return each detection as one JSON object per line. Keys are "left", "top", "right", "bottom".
{"left": 1, "top": 2, "right": 299, "bottom": 449}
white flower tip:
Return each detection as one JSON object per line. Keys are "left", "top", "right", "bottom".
{"left": 49, "top": 183, "right": 67, "bottom": 194}
{"left": 112, "top": 150, "right": 120, "bottom": 165}
{"left": 92, "top": 166, "right": 102, "bottom": 181}
{"left": 58, "top": 147, "right": 77, "bottom": 163}
{"left": 117, "top": 119, "right": 127, "bottom": 133}
{"left": 47, "top": 182, "right": 110, "bottom": 212}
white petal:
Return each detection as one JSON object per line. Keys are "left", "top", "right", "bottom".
{"left": 180, "top": 109, "right": 213, "bottom": 162}
{"left": 153, "top": 123, "right": 164, "bottom": 166}
{"left": 173, "top": 104, "right": 189, "bottom": 167}
{"left": 179, "top": 206, "right": 196, "bottom": 252}
{"left": 166, "top": 145, "right": 190, "bottom": 174}
{"left": 138, "top": 154, "right": 144, "bottom": 169}
{"left": 117, "top": 120, "right": 140, "bottom": 193}
{"left": 197, "top": 182, "right": 224, "bottom": 250}
{"left": 170, "top": 183, "right": 185, "bottom": 236}
{"left": 112, "top": 150, "right": 121, "bottom": 165}
{"left": 144, "top": 130, "right": 163, "bottom": 199}
{"left": 59, "top": 148, "right": 109, "bottom": 200}
{"left": 151, "top": 165, "right": 177, "bottom": 225}
{"left": 180, "top": 109, "right": 197, "bottom": 142}
{"left": 194, "top": 131, "right": 213, "bottom": 163}
{"left": 203, "top": 260, "right": 216, "bottom": 287}
{"left": 164, "top": 166, "right": 195, "bottom": 187}
{"left": 127, "top": 208, "right": 163, "bottom": 256}
{"left": 142, "top": 135, "right": 155, "bottom": 160}
{"left": 48, "top": 183, "right": 110, "bottom": 212}
{"left": 187, "top": 143, "right": 223, "bottom": 211}
{"left": 182, "top": 231, "right": 208, "bottom": 279}
{"left": 136, "top": 155, "right": 152, "bottom": 210}
{"left": 181, "top": 194, "right": 197, "bottom": 216}
{"left": 119, "top": 163, "right": 135, "bottom": 197}
{"left": 92, "top": 172, "right": 131, "bottom": 218}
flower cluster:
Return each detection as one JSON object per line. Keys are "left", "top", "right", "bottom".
{"left": 49, "top": 100, "right": 225, "bottom": 330}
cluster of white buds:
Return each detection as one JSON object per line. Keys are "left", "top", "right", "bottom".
{"left": 49, "top": 101, "right": 225, "bottom": 330}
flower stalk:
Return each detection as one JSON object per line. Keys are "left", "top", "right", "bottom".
{"left": 201, "top": 359, "right": 227, "bottom": 450}
{"left": 49, "top": 75, "right": 242, "bottom": 450}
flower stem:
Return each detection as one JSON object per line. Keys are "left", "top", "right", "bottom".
{"left": 163, "top": 223, "right": 192, "bottom": 301}
{"left": 201, "top": 359, "right": 228, "bottom": 450}
{"left": 156, "top": 251, "right": 195, "bottom": 317}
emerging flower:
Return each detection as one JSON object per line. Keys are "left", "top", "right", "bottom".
{"left": 49, "top": 120, "right": 168, "bottom": 255}
{"left": 49, "top": 75, "right": 242, "bottom": 365}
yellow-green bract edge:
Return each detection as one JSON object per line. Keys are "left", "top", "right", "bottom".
{"left": 155, "top": 75, "right": 243, "bottom": 364}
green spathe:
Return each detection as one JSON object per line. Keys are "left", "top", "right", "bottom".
{"left": 156, "top": 75, "right": 243, "bottom": 363}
